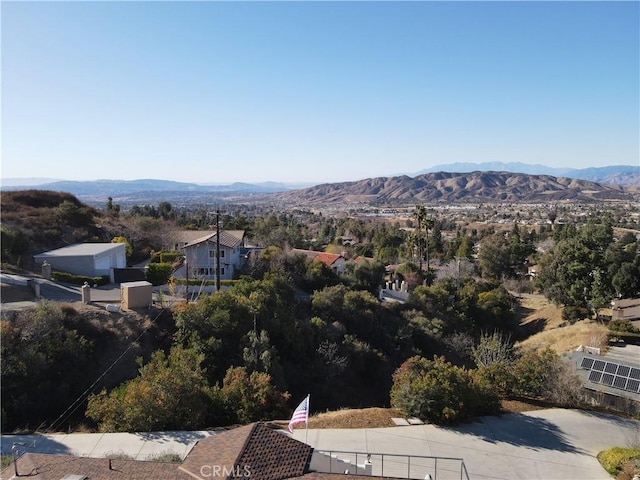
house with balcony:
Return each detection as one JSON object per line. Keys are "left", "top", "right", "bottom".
{"left": 172, "top": 230, "right": 245, "bottom": 281}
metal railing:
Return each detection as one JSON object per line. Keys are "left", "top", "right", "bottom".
{"left": 313, "top": 450, "right": 470, "bottom": 480}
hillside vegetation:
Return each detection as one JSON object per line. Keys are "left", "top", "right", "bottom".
{"left": 0, "top": 190, "right": 171, "bottom": 270}
{"left": 1, "top": 189, "right": 639, "bottom": 433}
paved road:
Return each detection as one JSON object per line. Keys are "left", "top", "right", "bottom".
{"left": 0, "top": 273, "right": 186, "bottom": 311}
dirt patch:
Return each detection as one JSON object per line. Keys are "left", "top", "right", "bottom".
{"left": 306, "top": 408, "right": 404, "bottom": 429}
{"left": 517, "top": 319, "right": 609, "bottom": 354}
{"left": 513, "top": 295, "right": 609, "bottom": 353}
{"left": 282, "top": 401, "right": 550, "bottom": 430}
{"left": 519, "top": 296, "right": 565, "bottom": 328}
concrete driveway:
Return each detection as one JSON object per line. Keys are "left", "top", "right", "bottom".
{"left": 292, "top": 408, "right": 639, "bottom": 480}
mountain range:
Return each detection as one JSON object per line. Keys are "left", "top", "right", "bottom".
{"left": 276, "top": 171, "right": 637, "bottom": 205}
{"left": 1, "top": 163, "right": 637, "bottom": 205}
{"left": 415, "top": 162, "right": 639, "bottom": 187}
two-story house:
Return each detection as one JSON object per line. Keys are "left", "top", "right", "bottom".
{"left": 173, "top": 230, "right": 245, "bottom": 281}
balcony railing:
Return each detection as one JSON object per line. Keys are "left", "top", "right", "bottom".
{"left": 312, "top": 450, "right": 470, "bottom": 480}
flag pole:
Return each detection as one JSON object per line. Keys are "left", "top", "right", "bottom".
{"left": 305, "top": 394, "right": 310, "bottom": 445}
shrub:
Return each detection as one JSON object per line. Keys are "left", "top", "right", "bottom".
{"left": 86, "top": 346, "right": 216, "bottom": 432}
{"left": 510, "top": 348, "right": 583, "bottom": 406}
{"left": 220, "top": 366, "right": 290, "bottom": 424}
{"left": 1, "top": 226, "right": 28, "bottom": 263}
{"left": 562, "top": 305, "right": 590, "bottom": 324}
{"left": 145, "top": 451, "right": 182, "bottom": 463}
{"left": 160, "top": 251, "right": 183, "bottom": 264}
{"left": 145, "top": 263, "right": 173, "bottom": 286}
{"left": 597, "top": 447, "right": 640, "bottom": 476}
{"left": 55, "top": 200, "right": 93, "bottom": 227}
{"left": 609, "top": 319, "right": 640, "bottom": 334}
{"left": 52, "top": 271, "right": 109, "bottom": 286}
{"left": 390, "top": 355, "right": 500, "bottom": 425}
{"left": 111, "top": 237, "right": 133, "bottom": 259}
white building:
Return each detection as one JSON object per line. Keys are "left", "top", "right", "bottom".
{"left": 33, "top": 243, "right": 126, "bottom": 279}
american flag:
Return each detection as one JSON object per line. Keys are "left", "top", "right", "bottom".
{"left": 287, "top": 395, "right": 309, "bottom": 433}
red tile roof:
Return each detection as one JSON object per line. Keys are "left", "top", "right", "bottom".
{"left": 291, "top": 249, "right": 344, "bottom": 267}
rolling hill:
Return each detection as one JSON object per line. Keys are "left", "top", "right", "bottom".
{"left": 275, "top": 171, "right": 636, "bottom": 205}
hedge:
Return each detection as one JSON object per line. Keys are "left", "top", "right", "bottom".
{"left": 52, "top": 271, "right": 109, "bottom": 286}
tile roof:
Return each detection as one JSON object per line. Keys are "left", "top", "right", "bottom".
{"left": 0, "top": 453, "right": 190, "bottom": 480}
{"left": 181, "top": 422, "right": 312, "bottom": 480}
{"left": 353, "top": 256, "right": 376, "bottom": 264}
{"left": 290, "top": 249, "right": 344, "bottom": 267}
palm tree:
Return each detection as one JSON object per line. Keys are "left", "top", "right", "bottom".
{"left": 414, "top": 205, "right": 434, "bottom": 281}
{"left": 414, "top": 205, "right": 427, "bottom": 275}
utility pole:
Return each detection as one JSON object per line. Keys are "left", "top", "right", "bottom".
{"left": 185, "top": 257, "right": 189, "bottom": 302}
{"left": 216, "top": 209, "right": 221, "bottom": 292}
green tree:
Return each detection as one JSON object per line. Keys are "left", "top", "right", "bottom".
{"left": 0, "top": 227, "right": 28, "bottom": 264}
{"left": 476, "top": 287, "right": 514, "bottom": 330}
{"left": 537, "top": 220, "right": 623, "bottom": 309}
{"left": 348, "top": 259, "right": 386, "bottom": 294}
{"left": 145, "top": 262, "right": 173, "bottom": 286}
{"left": 478, "top": 234, "right": 511, "bottom": 280}
{"left": 55, "top": 200, "right": 93, "bottom": 227}
{"left": 106, "top": 196, "right": 120, "bottom": 216}
{"left": 219, "top": 366, "right": 289, "bottom": 424}
{"left": 86, "top": 346, "right": 217, "bottom": 432}
{"left": 612, "top": 263, "right": 640, "bottom": 298}
{"left": 1, "top": 302, "right": 94, "bottom": 432}
{"left": 242, "top": 329, "right": 285, "bottom": 388}
{"left": 174, "top": 290, "right": 253, "bottom": 381}
{"left": 312, "top": 284, "right": 348, "bottom": 324}
{"left": 305, "top": 259, "right": 339, "bottom": 291}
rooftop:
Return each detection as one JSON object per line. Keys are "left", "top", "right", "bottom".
{"left": 33, "top": 243, "right": 125, "bottom": 258}
{"left": 1, "top": 423, "right": 327, "bottom": 480}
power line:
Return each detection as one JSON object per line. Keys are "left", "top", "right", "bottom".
{"left": 44, "top": 305, "right": 170, "bottom": 433}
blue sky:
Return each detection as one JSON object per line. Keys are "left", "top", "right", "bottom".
{"left": 2, "top": 1, "right": 638, "bottom": 184}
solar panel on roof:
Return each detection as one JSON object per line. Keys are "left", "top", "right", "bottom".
{"left": 588, "top": 371, "right": 602, "bottom": 383}
{"left": 580, "top": 357, "right": 595, "bottom": 370}
{"left": 593, "top": 360, "right": 606, "bottom": 371}
{"left": 602, "top": 374, "right": 614, "bottom": 386}
{"left": 613, "top": 376, "right": 627, "bottom": 389}
{"left": 604, "top": 362, "right": 618, "bottom": 374}
{"left": 630, "top": 368, "right": 640, "bottom": 380}
{"left": 617, "top": 365, "right": 630, "bottom": 377}
{"left": 627, "top": 379, "right": 640, "bottom": 393}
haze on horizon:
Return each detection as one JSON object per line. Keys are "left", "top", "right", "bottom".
{"left": 2, "top": 1, "right": 638, "bottom": 185}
